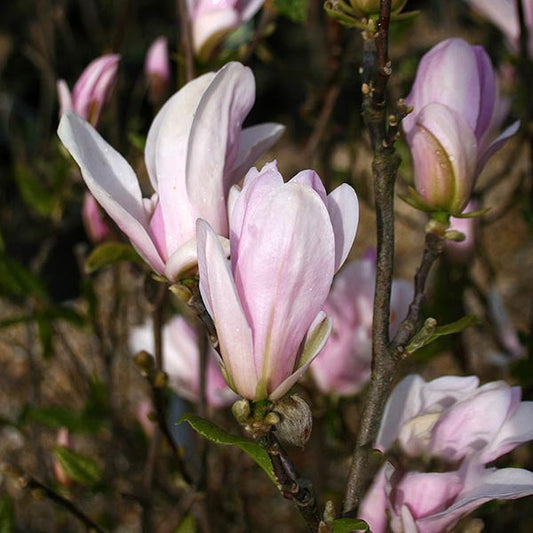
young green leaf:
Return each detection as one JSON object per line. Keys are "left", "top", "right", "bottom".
{"left": 180, "top": 414, "right": 276, "bottom": 485}
{"left": 85, "top": 242, "right": 143, "bottom": 273}
{"left": 274, "top": 0, "right": 308, "bottom": 23}
{"left": 53, "top": 446, "right": 102, "bottom": 486}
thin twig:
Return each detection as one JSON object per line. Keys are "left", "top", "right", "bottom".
{"left": 17, "top": 470, "right": 105, "bottom": 533}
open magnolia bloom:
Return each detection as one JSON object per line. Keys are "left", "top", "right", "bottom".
{"left": 310, "top": 257, "right": 412, "bottom": 397}
{"left": 187, "top": 0, "right": 264, "bottom": 56}
{"left": 403, "top": 38, "right": 519, "bottom": 215}
{"left": 130, "top": 316, "right": 237, "bottom": 408}
{"left": 376, "top": 375, "right": 533, "bottom": 463}
{"left": 196, "top": 161, "right": 359, "bottom": 401}
{"left": 360, "top": 460, "right": 533, "bottom": 533}
{"left": 58, "top": 62, "right": 284, "bottom": 281}
{"left": 359, "top": 374, "right": 533, "bottom": 532}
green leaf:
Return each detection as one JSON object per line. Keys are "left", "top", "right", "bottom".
{"left": 13, "top": 162, "right": 57, "bottom": 218}
{"left": 406, "top": 315, "right": 478, "bottom": 355}
{"left": 0, "top": 253, "right": 48, "bottom": 301}
{"left": 53, "top": 446, "right": 102, "bottom": 486}
{"left": 333, "top": 518, "right": 369, "bottom": 533}
{"left": 180, "top": 414, "right": 276, "bottom": 485}
{"left": 0, "top": 495, "right": 14, "bottom": 533}
{"left": 274, "top": 0, "right": 308, "bottom": 23}
{"left": 173, "top": 514, "right": 196, "bottom": 533}
{"left": 25, "top": 406, "right": 103, "bottom": 434}
{"left": 85, "top": 243, "right": 143, "bottom": 273}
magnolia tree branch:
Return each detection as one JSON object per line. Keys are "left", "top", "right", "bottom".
{"left": 260, "top": 433, "right": 321, "bottom": 533}
{"left": 177, "top": 0, "right": 195, "bottom": 83}
{"left": 342, "top": 0, "right": 445, "bottom": 515}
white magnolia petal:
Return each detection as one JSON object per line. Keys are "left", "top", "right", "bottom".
{"left": 327, "top": 183, "right": 359, "bottom": 272}
{"left": 196, "top": 219, "right": 255, "bottom": 398}
{"left": 58, "top": 112, "right": 165, "bottom": 274}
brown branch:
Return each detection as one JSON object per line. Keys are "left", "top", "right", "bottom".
{"left": 14, "top": 469, "right": 105, "bottom": 533}
{"left": 177, "top": 0, "right": 195, "bottom": 83}
{"left": 343, "top": 0, "right": 446, "bottom": 516}
{"left": 260, "top": 433, "right": 321, "bottom": 532}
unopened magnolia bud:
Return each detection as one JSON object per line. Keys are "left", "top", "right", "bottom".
{"left": 232, "top": 399, "right": 251, "bottom": 424}
{"left": 323, "top": 500, "right": 336, "bottom": 524}
{"left": 134, "top": 350, "right": 155, "bottom": 376}
{"left": 271, "top": 395, "right": 313, "bottom": 448}
{"left": 349, "top": 0, "right": 407, "bottom": 17}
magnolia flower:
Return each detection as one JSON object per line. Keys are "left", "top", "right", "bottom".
{"left": 130, "top": 315, "right": 237, "bottom": 408}
{"left": 187, "top": 0, "right": 264, "bottom": 56}
{"left": 310, "top": 257, "right": 412, "bottom": 396}
{"left": 360, "top": 460, "right": 533, "bottom": 533}
{"left": 467, "top": 0, "right": 533, "bottom": 56}
{"left": 197, "top": 161, "right": 359, "bottom": 400}
{"left": 82, "top": 192, "right": 112, "bottom": 244}
{"left": 57, "top": 54, "right": 120, "bottom": 126}
{"left": 377, "top": 375, "right": 533, "bottom": 464}
{"left": 403, "top": 38, "right": 518, "bottom": 215}
{"left": 58, "top": 62, "right": 284, "bottom": 281}
{"left": 144, "top": 37, "right": 171, "bottom": 103}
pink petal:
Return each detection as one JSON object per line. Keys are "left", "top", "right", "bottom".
{"left": 186, "top": 62, "right": 255, "bottom": 235}
{"left": 57, "top": 112, "right": 165, "bottom": 274}
{"left": 231, "top": 123, "right": 285, "bottom": 180}
{"left": 232, "top": 182, "right": 336, "bottom": 394}
{"left": 196, "top": 219, "right": 255, "bottom": 398}
{"left": 145, "top": 72, "right": 216, "bottom": 256}
{"left": 327, "top": 184, "right": 359, "bottom": 272}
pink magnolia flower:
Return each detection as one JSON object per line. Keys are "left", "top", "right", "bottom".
{"left": 144, "top": 37, "right": 171, "bottom": 103}
{"left": 82, "top": 192, "right": 112, "bottom": 244}
{"left": 360, "top": 460, "right": 533, "bottom": 533}
{"left": 403, "top": 38, "right": 518, "bottom": 215}
{"left": 130, "top": 315, "right": 237, "bottom": 408}
{"left": 57, "top": 54, "right": 120, "bottom": 127}
{"left": 58, "top": 62, "right": 284, "bottom": 281}
{"left": 187, "top": 0, "right": 264, "bottom": 55}
{"left": 467, "top": 0, "right": 533, "bottom": 56}
{"left": 376, "top": 375, "right": 533, "bottom": 464}
{"left": 196, "top": 161, "right": 359, "bottom": 401}
{"left": 310, "top": 257, "right": 413, "bottom": 397}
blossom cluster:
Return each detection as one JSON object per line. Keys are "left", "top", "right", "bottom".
{"left": 55, "top": 19, "right": 532, "bottom": 528}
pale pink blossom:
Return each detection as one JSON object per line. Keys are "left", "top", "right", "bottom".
{"left": 58, "top": 62, "right": 284, "bottom": 281}
{"left": 130, "top": 315, "right": 237, "bottom": 408}
{"left": 82, "top": 192, "right": 112, "bottom": 244}
{"left": 187, "top": 0, "right": 264, "bottom": 55}
{"left": 403, "top": 38, "right": 518, "bottom": 215}
{"left": 377, "top": 375, "right": 533, "bottom": 464}
{"left": 196, "top": 161, "right": 359, "bottom": 400}
{"left": 310, "top": 257, "right": 412, "bottom": 396}
{"left": 144, "top": 37, "right": 171, "bottom": 103}
{"left": 57, "top": 54, "right": 120, "bottom": 126}
{"left": 360, "top": 460, "right": 533, "bottom": 533}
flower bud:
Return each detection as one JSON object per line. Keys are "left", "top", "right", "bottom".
{"left": 271, "top": 395, "right": 313, "bottom": 448}
{"left": 144, "top": 37, "right": 171, "bottom": 104}
{"left": 403, "top": 39, "right": 518, "bottom": 215}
